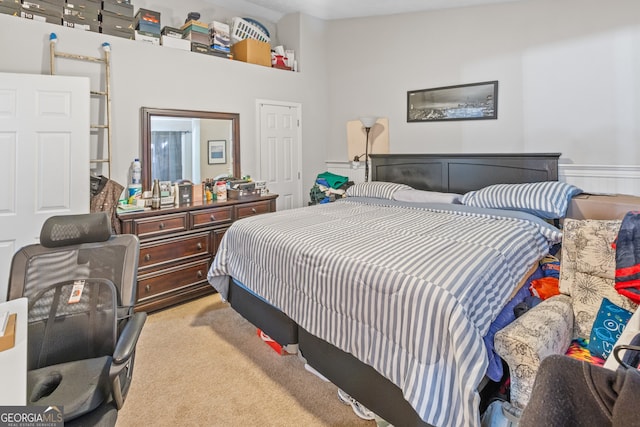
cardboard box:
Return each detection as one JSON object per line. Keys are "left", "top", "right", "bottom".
{"left": 0, "top": 4, "right": 19, "bottom": 15}
{"left": 101, "top": 0, "right": 132, "bottom": 18}
{"left": 100, "top": 25, "right": 133, "bottom": 39}
{"left": 161, "top": 35, "right": 190, "bottom": 50}
{"left": 182, "top": 30, "right": 209, "bottom": 45}
{"left": 100, "top": 10, "right": 133, "bottom": 31}
{"left": 0, "top": 0, "right": 20, "bottom": 12}
{"left": 566, "top": 193, "right": 640, "bottom": 220}
{"left": 161, "top": 26, "right": 182, "bottom": 38}
{"left": 21, "top": 7, "right": 61, "bottom": 24}
{"left": 134, "top": 7, "right": 159, "bottom": 24}
{"left": 210, "top": 20, "right": 230, "bottom": 53}
{"left": 190, "top": 42, "right": 210, "bottom": 54}
{"left": 65, "top": 0, "right": 100, "bottom": 9}
{"left": 63, "top": 6, "right": 99, "bottom": 20}
{"left": 135, "top": 20, "right": 160, "bottom": 34}
{"left": 63, "top": 14, "right": 99, "bottom": 32}
{"left": 180, "top": 19, "right": 207, "bottom": 32}
{"left": 135, "top": 30, "right": 160, "bottom": 45}
{"left": 21, "top": 0, "right": 62, "bottom": 15}
{"left": 231, "top": 38, "right": 271, "bottom": 67}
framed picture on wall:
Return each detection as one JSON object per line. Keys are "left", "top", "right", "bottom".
{"left": 208, "top": 140, "right": 226, "bottom": 164}
{"left": 407, "top": 80, "right": 498, "bottom": 122}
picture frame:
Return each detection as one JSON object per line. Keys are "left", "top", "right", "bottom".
{"left": 207, "top": 140, "right": 226, "bottom": 164}
{"left": 407, "top": 80, "right": 498, "bottom": 122}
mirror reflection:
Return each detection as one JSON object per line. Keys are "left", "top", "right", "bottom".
{"left": 140, "top": 108, "right": 241, "bottom": 191}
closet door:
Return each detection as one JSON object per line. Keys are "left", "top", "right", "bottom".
{"left": 0, "top": 72, "right": 90, "bottom": 300}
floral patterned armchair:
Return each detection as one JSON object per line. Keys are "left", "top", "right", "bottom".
{"left": 494, "top": 218, "right": 637, "bottom": 409}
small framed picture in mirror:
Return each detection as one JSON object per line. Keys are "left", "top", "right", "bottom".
{"left": 208, "top": 140, "right": 226, "bottom": 164}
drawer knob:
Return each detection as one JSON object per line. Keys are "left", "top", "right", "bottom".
{"left": 145, "top": 285, "right": 151, "bottom": 293}
{"left": 210, "top": 214, "right": 216, "bottom": 221}
{"left": 144, "top": 254, "right": 151, "bottom": 262}
{"left": 251, "top": 208, "right": 257, "bottom": 214}
{"left": 196, "top": 270, "right": 203, "bottom": 279}
{"left": 159, "top": 222, "right": 165, "bottom": 229}
{"left": 196, "top": 242, "right": 203, "bottom": 250}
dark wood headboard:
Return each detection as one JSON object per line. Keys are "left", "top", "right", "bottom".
{"left": 370, "top": 153, "right": 560, "bottom": 194}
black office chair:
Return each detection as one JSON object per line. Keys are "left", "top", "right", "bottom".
{"left": 7, "top": 212, "right": 146, "bottom": 426}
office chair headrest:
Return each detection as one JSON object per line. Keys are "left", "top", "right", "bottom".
{"left": 40, "top": 212, "right": 112, "bottom": 248}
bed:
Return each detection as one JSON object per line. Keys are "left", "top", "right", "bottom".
{"left": 207, "top": 153, "right": 568, "bottom": 427}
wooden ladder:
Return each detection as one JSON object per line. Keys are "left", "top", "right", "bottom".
{"left": 48, "top": 32, "right": 113, "bottom": 178}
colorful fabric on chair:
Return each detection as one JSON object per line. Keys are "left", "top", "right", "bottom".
{"left": 565, "top": 338, "right": 605, "bottom": 366}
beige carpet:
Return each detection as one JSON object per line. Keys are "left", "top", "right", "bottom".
{"left": 116, "top": 294, "right": 375, "bottom": 427}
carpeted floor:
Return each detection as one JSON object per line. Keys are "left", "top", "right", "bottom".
{"left": 116, "top": 294, "right": 376, "bottom": 427}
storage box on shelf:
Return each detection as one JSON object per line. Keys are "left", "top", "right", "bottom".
{"left": 209, "top": 20, "right": 230, "bottom": 53}
{"left": 161, "top": 35, "right": 190, "bottom": 50}
{"left": 100, "top": 9, "right": 134, "bottom": 38}
{"left": 21, "top": 0, "right": 63, "bottom": 24}
{"left": 231, "top": 38, "right": 271, "bottom": 67}
{"left": 64, "top": 0, "right": 100, "bottom": 15}
{"left": 0, "top": 0, "right": 20, "bottom": 14}
{"left": 63, "top": 13, "right": 99, "bottom": 31}
{"left": 135, "top": 30, "right": 159, "bottom": 45}
{"left": 0, "top": 5, "right": 19, "bottom": 16}
{"left": 161, "top": 26, "right": 182, "bottom": 38}
{"left": 118, "top": 194, "right": 278, "bottom": 312}
{"left": 181, "top": 19, "right": 209, "bottom": 45}
{"left": 63, "top": 3, "right": 99, "bottom": 32}
{"left": 3, "top": 9, "right": 296, "bottom": 70}
{"left": 134, "top": 7, "right": 160, "bottom": 35}
{"left": 102, "top": 0, "right": 132, "bottom": 18}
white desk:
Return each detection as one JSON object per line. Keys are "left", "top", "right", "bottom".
{"left": 0, "top": 297, "right": 27, "bottom": 405}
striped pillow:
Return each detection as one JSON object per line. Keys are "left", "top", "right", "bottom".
{"left": 460, "top": 181, "right": 582, "bottom": 219}
{"left": 346, "top": 181, "right": 413, "bottom": 199}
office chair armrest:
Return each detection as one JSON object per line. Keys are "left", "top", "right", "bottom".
{"left": 113, "top": 312, "right": 147, "bottom": 365}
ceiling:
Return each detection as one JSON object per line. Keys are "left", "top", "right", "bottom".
{"left": 209, "top": 0, "right": 529, "bottom": 22}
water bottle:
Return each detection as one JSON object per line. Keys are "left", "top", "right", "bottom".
{"left": 151, "top": 179, "right": 161, "bottom": 209}
{"left": 130, "top": 158, "right": 142, "bottom": 185}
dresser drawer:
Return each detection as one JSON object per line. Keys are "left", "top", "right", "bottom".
{"left": 132, "top": 213, "right": 188, "bottom": 239}
{"left": 190, "top": 206, "right": 233, "bottom": 229}
{"left": 235, "top": 200, "right": 272, "bottom": 219}
{"left": 137, "top": 259, "right": 210, "bottom": 302}
{"left": 139, "top": 232, "right": 211, "bottom": 270}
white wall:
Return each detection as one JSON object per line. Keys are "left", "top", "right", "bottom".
{"left": 325, "top": 0, "right": 640, "bottom": 171}
{"left": 2, "top": 0, "right": 639, "bottom": 197}
{"left": 0, "top": 12, "right": 327, "bottom": 194}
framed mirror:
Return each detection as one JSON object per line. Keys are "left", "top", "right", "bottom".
{"left": 140, "top": 107, "right": 241, "bottom": 191}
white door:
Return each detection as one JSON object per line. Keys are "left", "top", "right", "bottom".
{"left": 257, "top": 101, "right": 302, "bottom": 210}
{"left": 0, "top": 72, "right": 90, "bottom": 301}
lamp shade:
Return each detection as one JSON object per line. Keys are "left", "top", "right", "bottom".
{"left": 359, "top": 116, "right": 377, "bottom": 128}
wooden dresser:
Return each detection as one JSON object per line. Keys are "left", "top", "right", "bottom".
{"left": 118, "top": 194, "right": 277, "bottom": 312}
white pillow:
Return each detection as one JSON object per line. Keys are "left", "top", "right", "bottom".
{"left": 392, "top": 189, "right": 462, "bottom": 204}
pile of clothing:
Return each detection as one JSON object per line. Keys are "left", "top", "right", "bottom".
{"left": 309, "top": 171, "right": 351, "bottom": 205}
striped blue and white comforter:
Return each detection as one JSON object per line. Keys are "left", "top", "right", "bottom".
{"left": 208, "top": 198, "right": 561, "bottom": 427}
